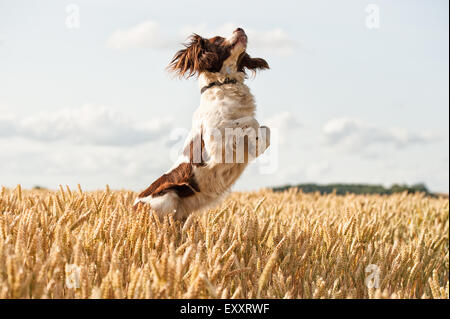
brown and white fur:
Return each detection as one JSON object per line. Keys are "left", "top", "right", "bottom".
{"left": 134, "top": 28, "right": 270, "bottom": 220}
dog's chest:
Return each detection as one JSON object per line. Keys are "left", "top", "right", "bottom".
{"left": 193, "top": 89, "right": 256, "bottom": 130}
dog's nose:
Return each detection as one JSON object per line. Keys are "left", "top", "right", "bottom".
{"left": 235, "top": 27, "right": 244, "bottom": 33}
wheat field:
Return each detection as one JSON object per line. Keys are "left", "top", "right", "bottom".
{"left": 0, "top": 185, "right": 448, "bottom": 299}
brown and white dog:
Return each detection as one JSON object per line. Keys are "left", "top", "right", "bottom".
{"left": 134, "top": 28, "right": 270, "bottom": 220}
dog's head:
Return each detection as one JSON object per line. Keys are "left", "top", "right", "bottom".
{"left": 168, "top": 28, "right": 269, "bottom": 78}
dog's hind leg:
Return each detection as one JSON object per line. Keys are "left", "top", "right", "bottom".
{"left": 134, "top": 191, "right": 181, "bottom": 220}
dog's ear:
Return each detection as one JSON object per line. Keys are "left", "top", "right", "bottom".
{"left": 167, "top": 34, "right": 216, "bottom": 78}
{"left": 237, "top": 53, "right": 269, "bottom": 74}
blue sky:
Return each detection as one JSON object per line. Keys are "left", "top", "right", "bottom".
{"left": 0, "top": 0, "right": 448, "bottom": 192}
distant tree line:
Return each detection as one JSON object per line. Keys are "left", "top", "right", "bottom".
{"left": 272, "top": 183, "right": 434, "bottom": 196}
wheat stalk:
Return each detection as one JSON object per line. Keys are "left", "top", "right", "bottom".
{"left": 0, "top": 187, "right": 447, "bottom": 299}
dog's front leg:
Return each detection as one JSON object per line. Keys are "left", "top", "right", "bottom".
{"left": 228, "top": 118, "right": 271, "bottom": 162}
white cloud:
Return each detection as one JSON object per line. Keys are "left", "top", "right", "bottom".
{"left": 264, "top": 111, "right": 301, "bottom": 144}
{"left": 248, "top": 28, "right": 295, "bottom": 56}
{"left": 0, "top": 104, "right": 173, "bottom": 146}
{"left": 0, "top": 114, "right": 16, "bottom": 137}
{"left": 106, "top": 21, "right": 173, "bottom": 50}
{"left": 0, "top": 137, "right": 172, "bottom": 190}
{"left": 107, "top": 21, "right": 295, "bottom": 55}
{"left": 265, "top": 111, "right": 300, "bottom": 130}
{"left": 322, "top": 118, "right": 439, "bottom": 152}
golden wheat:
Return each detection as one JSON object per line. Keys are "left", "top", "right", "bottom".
{"left": 0, "top": 185, "right": 448, "bottom": 299}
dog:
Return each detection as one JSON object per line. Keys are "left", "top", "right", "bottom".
{"left": 134, "top": 28, "right": 271, "bottom": 220}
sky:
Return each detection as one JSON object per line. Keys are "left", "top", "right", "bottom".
{"left": 0, "top": 0, "right": 448, "bottom": 193}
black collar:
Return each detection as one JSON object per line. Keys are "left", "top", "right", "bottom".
{"left": 200, "top": 78, "right": 238, "bottom": 94}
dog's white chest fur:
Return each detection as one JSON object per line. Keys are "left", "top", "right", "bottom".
{"left": 195, "top": 73, "right": 255, "bottom": 129}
